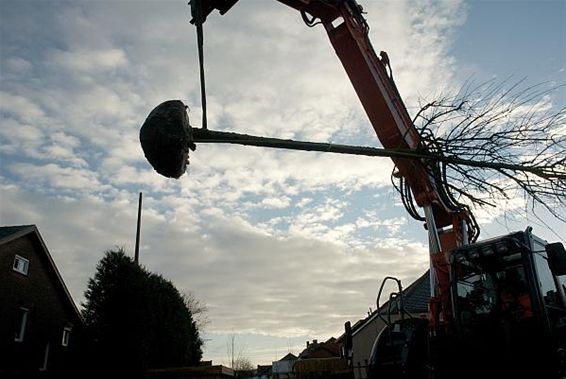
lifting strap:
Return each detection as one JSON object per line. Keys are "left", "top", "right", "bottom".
{"left": 191, "top": 0, "right": 208, "bottom": 129}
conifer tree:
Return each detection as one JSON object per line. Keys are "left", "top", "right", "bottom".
{"left": 82, "top": 248, "right": 203, "bottom": 376}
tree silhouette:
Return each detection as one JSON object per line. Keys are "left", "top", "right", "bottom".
{"left": 82, "top": 249, "right": 203, "bottom": 377}
{"left": 183, "top": 291, "right": 210, "bottom": 335}
{"left": 396, "top": 78, "right": 565, "bottom": 230}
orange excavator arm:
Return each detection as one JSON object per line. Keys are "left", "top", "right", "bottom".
{"left": 191, "top": 0, "right": 477, "bottom": 325}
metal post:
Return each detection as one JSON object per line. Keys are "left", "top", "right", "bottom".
{"left": 134, "top": 192, "right": 142, "bottom": 264}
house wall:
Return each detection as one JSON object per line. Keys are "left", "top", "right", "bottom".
{"left": 0, "top": 233, "right": 81, "bottom": 378}
{"left": 272, "top": 359, "right": 295, "bottom": 378}
{"left": 351, "top": 313, "right": 427, "bottom": 379}
{"left": 351, "top": 317, "right": 385, "bottom": 379}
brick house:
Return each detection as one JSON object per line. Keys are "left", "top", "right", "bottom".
{"left": 0, "top": 225, "right": 83, "bottom": 378}
{"left": 294, "top": 338, "right": 350, "bottom": 378}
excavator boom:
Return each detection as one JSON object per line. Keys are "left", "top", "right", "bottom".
{"left": 192, "top": 0, "right": 475, "bottom": 328}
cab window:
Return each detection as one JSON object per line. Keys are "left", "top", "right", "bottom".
{"left": 532, "top": 246, "right": 562, "bottom": 308}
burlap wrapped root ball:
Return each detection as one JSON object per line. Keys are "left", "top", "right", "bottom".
{"left": 139, "top": 100, "right": 197, "bottom": 178}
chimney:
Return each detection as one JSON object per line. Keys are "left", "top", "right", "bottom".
{"left": 306, "top": 341, "right": 310, "bottom": 348}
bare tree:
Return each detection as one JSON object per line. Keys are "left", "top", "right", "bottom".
{"left": 226, "top": 334, "right": 254, "bottom": 371}
{"left": 233, "top": 356, "right": 255, "bottom": 372}
{"left": 396, "top": 78, "right": 565, "bottom": 230}
{"left": 183, "top": 292, "right": 210, "bottom": 333}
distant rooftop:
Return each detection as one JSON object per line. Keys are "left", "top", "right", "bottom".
{"left": 298, "top": 337, "right": 340, "bottom": 359}
{"left": 279, "top": 353, "right": 297, "bottom": 361}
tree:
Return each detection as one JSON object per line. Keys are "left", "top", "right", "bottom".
{"left": 226, "top": 334, "right": 255, "bottom": 372}
{"left": 234, "top": 356, "right": 255, "bottom": 371}
{"left": 81, "top": 248, "right": 203, "bottom": 377}
{"left": 183, "top": 291, "right": 210, "bottom": 334}
{"left": 396, "top": 78, "right": 565, "bottom": 237}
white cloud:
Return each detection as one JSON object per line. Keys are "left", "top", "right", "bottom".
{"left": 0, "top": 91, "right": 45, "bottom": 123}
{"left": 0, "top": 119, "right": 44, "bottom": 155}
{"left": 9, "top": 163, "right": 105, "bottom": 192}
{"left": 4, "top": 57, "right": 33, "bottom": 73}
{"left": 48, "top": 48, "right": 128, "bottom": 72}
{"left": 261, "top": 196, "right": 292, "bottom": 209}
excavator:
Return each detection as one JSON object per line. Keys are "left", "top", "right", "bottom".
{"left": 139, "top": 0, "right": 566, "bottom": 377}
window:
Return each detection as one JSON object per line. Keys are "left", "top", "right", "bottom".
{"left": 533, "top": 250, "right": 560, "bottom": 307}
{"left": 13, "top": 255, "right": 29, "bottom": 275}
{"left": 62, "top": 326, "right": 72, "bottom": 347}
{"left": 15, "top": 307, "right": 29, "bottom": 342}
{"left": 40, "top": 343, "right": 50, "bottom": 371}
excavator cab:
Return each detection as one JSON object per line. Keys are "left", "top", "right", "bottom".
{"left": 448, "top": 229, "right": 566, "bottom": 378}
{"left": 369, "top": 230, "right": 566, "bottom": 379}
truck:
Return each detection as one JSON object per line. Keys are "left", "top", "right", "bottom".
{"left": 140, "top": 0, "right": 566, "bottom": 377}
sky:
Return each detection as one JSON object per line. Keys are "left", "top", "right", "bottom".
{"left": 1, "top": 0, "right": 565, "bottom": 367}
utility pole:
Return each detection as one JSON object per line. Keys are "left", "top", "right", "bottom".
{"left": 134, "top": 192, "right": 142, "bottom": 264}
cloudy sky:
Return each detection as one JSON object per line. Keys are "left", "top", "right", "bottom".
{"left": 1, "top": 0, "right": 565, "bottom": 366}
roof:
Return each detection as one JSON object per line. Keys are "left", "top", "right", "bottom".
{"left": 350, "top": 270, "right": 430, "bottom": 337}
{"left": 0, "top": 224, "right": 83, "bottom": 322}
{"left": 0, "top": 224, "right": 35, "bottom": 242}
{"left": 298, "top": 338, "right": 341, "bottom": 359}
{"left": 279, "top": 353, "right": 298, "bottom": 361}
{"left": 381, "top": 270, "right": 430, "bottom": 314}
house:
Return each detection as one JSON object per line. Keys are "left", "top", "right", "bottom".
{"left": 343, "top": 271, "right": 430, "bottom": 379}
{"left": 298, "top": 338, "right": 340, "bottom": 360}
{"left": 272, "top": 353, "right": 297, "bottom": 378}
{"left": 294, "top": 338, "right": 350, "bottom": 378}
{"left": 0, "top": 225, "right": 83, "bottom": 378}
